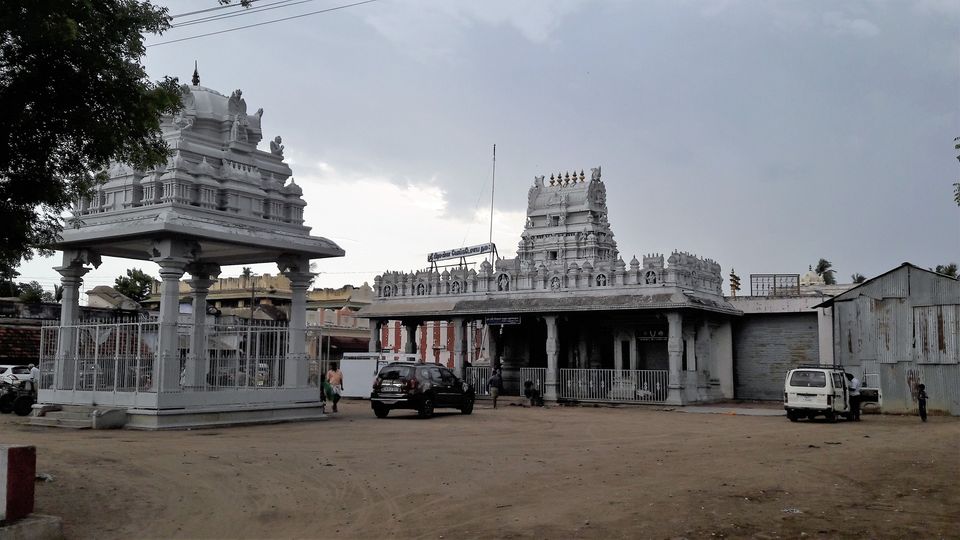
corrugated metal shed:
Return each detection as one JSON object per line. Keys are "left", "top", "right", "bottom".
{"left": 817, "top": 263, "right": 960, "bottom": 415}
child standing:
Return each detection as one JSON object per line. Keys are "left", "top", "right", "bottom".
{"left": 917, "top": 383, "right": 928, "bottom": 422}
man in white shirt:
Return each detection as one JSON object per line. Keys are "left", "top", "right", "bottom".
{"left": 846, "top": 372, "right": 861, "bottom": 421}
{"left": 29, "top": 363, "right": 40, "bottom": 382}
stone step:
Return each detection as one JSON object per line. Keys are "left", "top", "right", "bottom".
{"left": 45, "top": 411, "right": 94, "bottom": 421}
{"left": 29, "top": 416, "right": 91, "bottom": 429}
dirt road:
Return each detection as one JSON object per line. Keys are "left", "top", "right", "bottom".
{"left": 2, "top": 401, "right": 958, "bottom": 539}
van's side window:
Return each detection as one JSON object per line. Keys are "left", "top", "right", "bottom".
{"left": 832, "top": 373, "right": 844, "bottom": 388}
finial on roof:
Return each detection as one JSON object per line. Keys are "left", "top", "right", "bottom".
{"left": 192, "top": 61, "right": 200, "bottom": 86}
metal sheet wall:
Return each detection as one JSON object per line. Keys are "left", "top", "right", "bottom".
{"left": 879, "top": 363, "right": 960, "bottom": 415}
{"left": 914, "top": 305, "right": 960, "bottom": 365}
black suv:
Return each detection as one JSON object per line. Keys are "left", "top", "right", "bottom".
{"left": 370, "top": 362, "right": 475, "bottom": 418}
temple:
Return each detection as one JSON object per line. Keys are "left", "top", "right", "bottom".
{"left": 35, "top": 74, "right": 343, "bottom": 428}
{"left": 361, "top": 168, "right": 741, "bottom": 405}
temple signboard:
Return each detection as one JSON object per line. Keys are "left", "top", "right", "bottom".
{"left": 427, "top": 243, "right": 495, "bottom": 263}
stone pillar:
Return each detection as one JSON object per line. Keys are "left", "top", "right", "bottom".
{"left": 684, "top": 331, "right": 697, "bottom": 372}
{"left": 666, "top": 311, "right": 684, "bottom": 405}
{"left": 154, "top": 258, "right": 188, "bottom": 392}
{"left": 613, "top": 330, "right": 623, "bottom": 371}
{"left": 452, "top": 318, "right": 466, "bottom": 378}
{"left": 403, "top": 321, "right": 418, "bottom": 355}
{"left": 628, "top": 333, "right": 637, "bottom": 370}
{"left": 185, "top": 264, "right": 219, "bottom": 388}
{"left": 53, "top": 250, "right": 98, "bottom": 390}
{"left": 544, "top": 315, "right": 559, "bottom": 401}
{"left": 368, "top": 320, "right": 383, "bottom": 353}
{"left": 279, "top": 256, "right": 313, "bottom": 388}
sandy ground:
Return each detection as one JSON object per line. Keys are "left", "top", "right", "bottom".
{"left": 2, "top": 400, "right": 958, "bottom": 539}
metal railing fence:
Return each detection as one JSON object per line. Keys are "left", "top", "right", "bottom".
{"left": 40, "top": 321, "right": 160, "bottom": 392}
{"left": 39, "top": 320, "right": 294, "bottom": 393}
{"left": 465, "top": 366, "right": 492, "bottom": 396}
{"left": 558, "top": 368, "right": 669, "bottom": 403}
{"left": 519, "top": 367, "right": 547, "bottom": 397}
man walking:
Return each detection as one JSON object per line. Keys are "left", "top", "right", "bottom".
{"left": 487, "top": 368, "right": 504, "bottom": 409}
{"left": 325, "top": 362, "right": 343, "bottom": 413}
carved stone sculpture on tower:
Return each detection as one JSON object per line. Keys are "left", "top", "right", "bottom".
{"left": 270, "top": 136, "right": 284, "bottom": 156}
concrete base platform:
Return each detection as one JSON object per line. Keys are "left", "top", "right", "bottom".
{"left": 0, "top": 514, "right": 63, "bottom": 540}
{"left": 124, "top": 401, "right": 327, "bottom": 430}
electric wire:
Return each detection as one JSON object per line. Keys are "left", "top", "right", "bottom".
{"left": 169, "top": 0, "right": 266, "bottom": 19}
{"left": 148, "top": 0, "right": 380, "bottom": 47}
{"left": 172, "top": 0, "right": 307, "bottom": 29}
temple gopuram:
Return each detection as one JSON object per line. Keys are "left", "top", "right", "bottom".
{"left": 361, "top": 167, "right": 741, "bottom": 405}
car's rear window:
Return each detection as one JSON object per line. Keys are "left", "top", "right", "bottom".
{"left": 790, "top": 370, "right": 827, "bottom": 388}
{"left": 378, "top": 365, "right": 414, "bottom": 380}
{"left": 11, "top": 367, "right": 30, "bottom": 374}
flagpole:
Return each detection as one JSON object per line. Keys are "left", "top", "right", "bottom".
{"left": 488, "top": 144, "right": 496, "bottom": 263}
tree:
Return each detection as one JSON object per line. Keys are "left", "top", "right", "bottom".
{"left": 114, "top": 268, "right": 155, "bottom": 302}
{"left": 0, "top": 279, "right": 20, "bottom": 298}
{"left": 815, "top": 258, "right": 837, "bottom": 285}
{"left": 851, "top": 273, "right": 867, "bottom": 284}
{"left": 0, "top": 2, "right": 183, "bottom": 278}
{"left": 954, "top": 182, "right": 960, "bottom": 206}
{"left": 934, "top": 263, "right": 958, "bottom": 279}
{"left": 18, "top": 281, "right": 47, "bottom": 303}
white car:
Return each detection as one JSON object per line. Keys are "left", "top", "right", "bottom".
{"left": 0, "top": 365, "right": 33, "bottom": 384}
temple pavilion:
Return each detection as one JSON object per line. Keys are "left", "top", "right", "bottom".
{"left": 35, "top": 71, "right": 343, "bottom": 428}
{"left": 360, "top": 168, "right": 741, "bottom": 405}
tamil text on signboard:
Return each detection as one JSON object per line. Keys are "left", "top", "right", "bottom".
{"left": 427, "top": 243, "right": 495, "bottom": 263}
{"left": 486, "top": 316, "right": 521, "bottom": 326}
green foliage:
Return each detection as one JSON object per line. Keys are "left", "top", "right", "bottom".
{"left": 954, "top": 183, "right": 959, "bottom": 206}
{"left": 0, "top": 280, "right": 21, "bottom": 297}
{"left": 18, "top": 281, "right": 47, "bottom": 303}
{"left": 934, "top": 263, "right": 958, "bottom": 279}
{"left": 814, "top": 258, "right": 837, "bottom": 285}
{"left": 115, "top": 268, "right": 155, "bottom": 302}
{"left": 0, "top": 1, "right": 183, "bottom": 278}
{"left": 851, "top": 273, "right": 867, "bottom": 284}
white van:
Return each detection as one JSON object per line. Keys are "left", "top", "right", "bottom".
{"left": 783, "top": 366, "right": 853, "bottom": 422}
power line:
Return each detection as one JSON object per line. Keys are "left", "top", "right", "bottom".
{"left": 169, "top": 0, "right": 266, "bottom": 19}
{"left": 172, "top": 0, "right": 306, "bottom": 29}
{"left": 149, "top": 0, "right": 380, "bottom": 48}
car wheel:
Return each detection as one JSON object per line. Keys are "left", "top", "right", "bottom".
{"left": 13, "top": 396, "right": 33, "bottom": 417}
{"left": 825, "top": 410, "right": 837, "bottom": 423}
{"left": 786, "top": 410, "right": 798, "bottom": 422}
{"left": 0, "top": 394, "right": 14, "bottom": 414}
{"left": 461, "top": 397, "right": 474, "bottom": 415}
{"left": 418, "top": 397, "right": 434, "bottom": 419}
{"left": 373, "top": 404, "right": 389, "bottom": 418}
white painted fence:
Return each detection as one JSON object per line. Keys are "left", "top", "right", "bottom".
{"left": 558, "top": 369, "right": 669, "bottom": 403}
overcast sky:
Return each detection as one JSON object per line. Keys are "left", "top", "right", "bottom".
{"left": 18, "top": 0, "right": 960, "bottom": 296}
